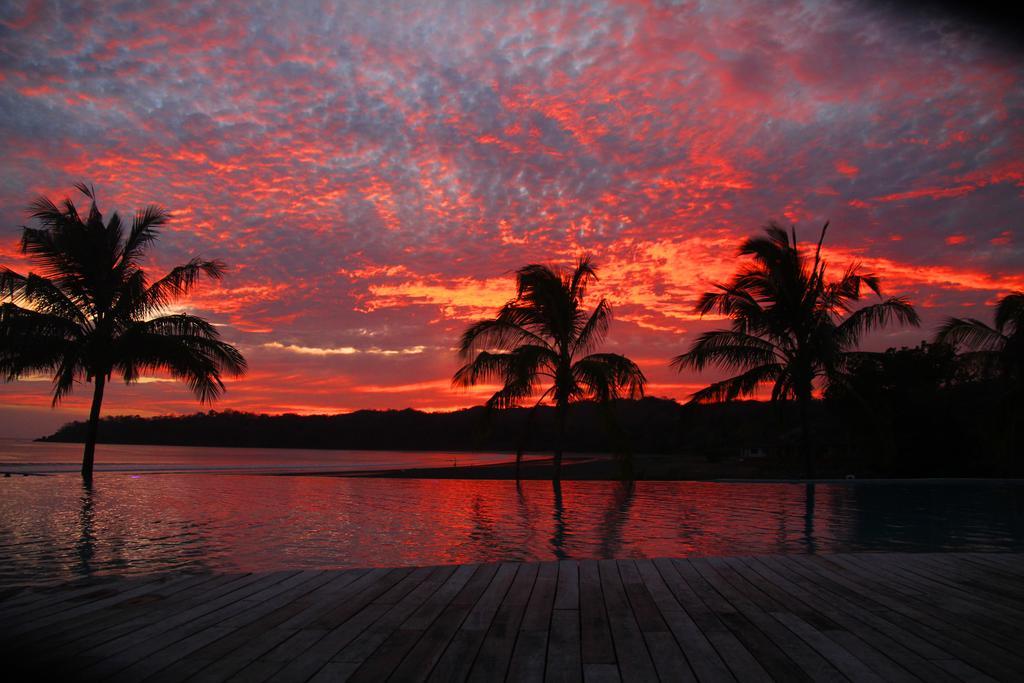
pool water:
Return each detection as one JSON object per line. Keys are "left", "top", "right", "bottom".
{"left": 1, "top": 474, "right": 1021, "bottom": 589}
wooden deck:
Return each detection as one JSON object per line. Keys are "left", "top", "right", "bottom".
{"left": 2, "top": 553, "right": 1023, "bottom": 682}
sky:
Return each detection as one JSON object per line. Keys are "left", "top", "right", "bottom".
{"left": 0, "top": 0, "right": 1021, "bottom": 438}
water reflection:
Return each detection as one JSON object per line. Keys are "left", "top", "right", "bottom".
{"left": 597, "top": 481, "right": 635, "bottom": 559}
{"left": 550, "top": 480, "right": 566, "bottom": 560}
{"left": 804, "top": 482, "right": 816, "bottom": 554}
{"left": 0, "top": 474, "right": 1021, "bottom": 588}
{"left": 76, "top": 479, "right": 95, "bottom": 577}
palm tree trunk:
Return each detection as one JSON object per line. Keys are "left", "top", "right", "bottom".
{"left": 81, "top": 374, "right": 106, "bottom": 480}
{"left": 515, "top": 446, "right": 523, "bottom": 482}
{"left": 553, "top": 401, "right": 567, "bottom": 483}
{"left": 798, "top": 394, "right": 813, "bottom": 479}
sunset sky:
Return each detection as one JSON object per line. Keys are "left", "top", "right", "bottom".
{"left": 1, "top": 0, "right": 1021, "bottom": 437}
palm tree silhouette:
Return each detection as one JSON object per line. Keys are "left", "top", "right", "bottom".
{"left": 936, "top": 292, "right": 1023, "bottom": 384}
{"left": 0, "top": 184, "right": 247, "bottom": 479}
{"left": 937, "top": 291, "right": 1023, "bottom": 470}
{"left": 454, "top": 256, "right": 646, "bottom": 482}
{"left": 672, "top": 222, "right": 919, "bottom": 477}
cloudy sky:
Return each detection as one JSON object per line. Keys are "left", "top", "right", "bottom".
{"left": 1, "top": 0, "right": 1021, "bottom": 437}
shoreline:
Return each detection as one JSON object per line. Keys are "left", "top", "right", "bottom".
{"left": 7, "top": 457, "right": 1022, "bottom": 482}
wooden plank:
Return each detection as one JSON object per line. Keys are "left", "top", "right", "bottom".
{"left": 520, "top": 561, "right": 558, "bottom": 631}
{"left": 269, "top": 567, "right": 440, "bottom": 683}
{"left": 35, "top": 572, "right": 271, "bottom": 663}
{"left": 348, "top": 563, "right": 478, "bottom": 682}
{"left": 91, "top": 571, "right": 339, "bottom": 681}
{"left": 598, "top": 558, "right": 658, "bottom": 682}
{"left": 10, "top": 571, "right": 241, "bottom": 658}
{"left": 841, "top": 553, "right": 1024, "bottom": 638}
{"left": 617, "top": 560, "right": 693, "bottom": 682}
{"left": 389, "top": 564, "right": 498, "bottom": 682}
{"left": 675, "top": 559, "right": 802, "bottom": 682}
{"left": 466, "top": 561, "right": 539, "bottom": 682}
{"left": 508, "top": 561, "right": 558, "bottom": 682}
{"left": 333, "top": 566, "right": 457, "bottom": 665}
{"left": 732, "top": 556, "right": 926, "bottom": 683}
{"left": 507, "top": 629, "right": 549, "bottom": 682}
{"left": 654, "top": 558, "right": 770, "bottom": 683}
{"left": 579, "top": 559, "right": 614, "bottom": 667}
{"left": 555, "top": 559, "right": 580, "bottom": 610}
{"left": 584, "top": 663, "right": 621, "bottom": 682}
{"left": 909, "top": 554, "right": 1024, "bottom": 608}
{"left": 3, "top": 571, "right": 226, "bottom": 641}
{"left": 700, "top": 557, "right": 846, "bottom": 682}
{"left": 0, "top": 572, "right": 183, "bottom": 622}
{"left": 817, "top": 554, "right": 1024, "bottom": 675}
{"left": 616, "top": 560, "right": 667, "bottom": 633}
{"left": 783, "top": 556, "right": 1024, "bottom": 680}
{"left": 427, "top": 562, "right": 518, "bottom": 682}
{"left": 198, "top": 576, "right": 402, "bottom": 683}
{"left": 5, "top": 554, "right": 1024, "bottom": 683}
{"left": 308, "top": 661, "right": 360, "bottom": 683}
{"left": 634, "top": 559, "right": 733, "bottom": 682}
{"left": 545, "top": 608, "right": 582, "bottom": 683}
{"left": 151, "top": 571, "right": 377, "bottom": 683}
{"left": 761, "top": 555, "right": 959, "bottom": 674}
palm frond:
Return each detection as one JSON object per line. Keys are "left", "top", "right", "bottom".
{"left": 572, "top": 353, "right": 646, "bottom": 402}
{"left": 456, "top": 312, "right": 551, "bottom": 358}
{"left": 120, "top": 205, "right": 169, "bottom": 267}
{"left": 835, "top": 297, "right": 920, "bottom": 346}
{"left": 671, "top": 330, "right": 779, "bottom": 372}
{"left": 143, "top": 259, "right": 226, "bottom": 312}
{"left": 568, "top": 254, "right": 598, "bottom": 303}
{"left": 113, "top": 315, "right": 246, "bottom": 402}
{"left": 689, "top": 363, "right": 784, "bottom": 403}
{"left": 935, "top": 317, "right": 1005, "bottom": 352}
{"left": 572, "top": 298, "right": 611, "bottom": 356}
{"left": 994, "top": 292, "right": 1024, "bottom": 336}
{"left": 0, "top": 303, "right": 81, "bottom": 383}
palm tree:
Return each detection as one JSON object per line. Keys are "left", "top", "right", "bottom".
{"left": 936, "top": 292, "right": 1023, "bottom": 470}
{"left": 936, "top": 292, "right": 1024, "bottom": 384}
{"left": 671, "top": 222, "right": 919, "bottom": 478}
{"left": 0, "top": 183, "right": 247, "bottom": 479}
{"left": 453, "top": 256, "right": 646, "bottom": 481}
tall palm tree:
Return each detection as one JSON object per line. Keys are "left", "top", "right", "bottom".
{"left": 453, "top": 256, "right": 646, "bottom": 481}
{"left": 936, "top": 292, "right": 1023, "bottom": 470}
{"left": 671, "top": 222, "right": 919, "bottom": 477}
{"left": 0, "top": 183, "right": 247, "bottom": 479}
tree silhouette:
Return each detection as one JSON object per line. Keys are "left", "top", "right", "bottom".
{"left": 0, "top": 184, "right": 246, "bottom": 479}
{"left": 937, "top": 291, "right": 1023, "bottom": 471}
{"left": 454, "top": 256, "right": 645, "bottom": 481}
{"left": 672, "top": 222, "right": 919, "bottom": 477}
{"left": 936, "top": 292, "right": 1023, "bottom": 385}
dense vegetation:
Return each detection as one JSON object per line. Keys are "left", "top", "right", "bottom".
{"left": 41, "top": 343, "right": 1020, "bottom": 477}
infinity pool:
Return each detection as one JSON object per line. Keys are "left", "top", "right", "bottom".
{"left": 1, "top": 474, "right": 1021, "bottom": 589}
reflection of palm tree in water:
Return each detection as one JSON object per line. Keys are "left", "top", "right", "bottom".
{"left": 514, "top": 480, "right": 542, "bottom": 556}
{"left": 803, "top": 482, "right": 817, "bottom": 553}
{"left": 76, "top": 479, "right": 96, "bottom": 577}
{"left": 465, "top": 488, "right": 532, "bottom": 561}
{"left": 597, "top": 481, "right": 636, "bottom": 558}
{"left": 550, "top": 480, "right": 568, "bottom": 560}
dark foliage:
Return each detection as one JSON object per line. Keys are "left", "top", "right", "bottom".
{"left": 41, "top": 398, "right": 681, "bottom": 454}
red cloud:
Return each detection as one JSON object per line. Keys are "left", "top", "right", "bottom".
{"left": 0, "top": 0, "right": 1021, "bottom": 420}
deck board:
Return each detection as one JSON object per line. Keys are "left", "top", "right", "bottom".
{"left": 3, "top": 553, "right": 1022, "bottom": 682}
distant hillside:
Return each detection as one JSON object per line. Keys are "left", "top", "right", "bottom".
{"left": 40, "top": 389, "right": 1011, "bottom": 476}
{"left": 40, "top": 398, "right": 807, "bottom": 456}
